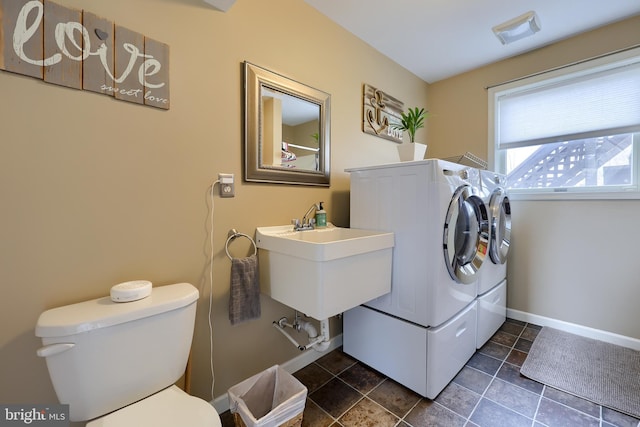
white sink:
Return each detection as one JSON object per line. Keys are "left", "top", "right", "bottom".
{"left": 256, "top": 223, "right": 394, "bottom": 320}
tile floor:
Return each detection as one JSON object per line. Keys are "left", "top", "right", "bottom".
{"left": 221, "top": 318, "right": 640, "bottom": 427}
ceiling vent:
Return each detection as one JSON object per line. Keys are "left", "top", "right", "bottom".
{"left": 203, "top": 0, "right": 236, "bottom": 12}
{"left": 492, "top": 11, "right": 541, "bottom": 45}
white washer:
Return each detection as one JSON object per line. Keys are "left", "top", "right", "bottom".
{"left": 476, "top": 170, "right": 511, "bottom": 348}
{"left": 344, "top": 159, "right": 488, "bottom": 398}
{"left": 347, "top": 159, "right": 488, "bottom": 327}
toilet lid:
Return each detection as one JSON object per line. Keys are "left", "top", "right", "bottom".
{"left": 86, "top": 386, "right": 221, "bottom": 427}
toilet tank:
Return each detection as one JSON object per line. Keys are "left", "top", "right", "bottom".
{"left": 35, "top": 283, "right": 199, "bottom": 422}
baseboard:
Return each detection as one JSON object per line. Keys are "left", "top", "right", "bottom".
{"left": 210, "top": 333, "right": 343, "bottom": 414}
{"left": 507, "top": 308, "right": 640, "bottom": 351}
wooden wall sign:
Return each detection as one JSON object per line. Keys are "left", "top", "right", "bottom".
{"left": 0, "top": 0, "right": 170, "bottom": 110}
{"left": 362, "top": 84, "right": 403, "bottom": 143}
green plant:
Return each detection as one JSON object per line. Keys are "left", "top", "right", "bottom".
{"left": 392, "top": 107, "right": 428, "bottom": 143}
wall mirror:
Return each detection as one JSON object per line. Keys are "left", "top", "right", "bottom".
{"left": 244, "top": 62, "right": 331, "bottom": 186}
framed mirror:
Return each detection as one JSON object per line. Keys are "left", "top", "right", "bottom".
{"left": 244, "top": 62, "right": 331, "bottom": 186}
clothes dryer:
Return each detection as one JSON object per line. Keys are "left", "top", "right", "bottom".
{"left": 478, "top": 170, "right": 511, "bottom": 295}
{"left": 476, "top": 170, "right": 511, "bottom": 348}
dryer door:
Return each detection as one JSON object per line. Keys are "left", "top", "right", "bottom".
{"left": 488, "top": 188, "right": 511, "bottom": 264}
{"left": 443, "top": 185, "right": 489, "bottom": 284}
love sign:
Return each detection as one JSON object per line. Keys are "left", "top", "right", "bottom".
{"left": 0, "top": 0, "right": 170, "bottom": 109}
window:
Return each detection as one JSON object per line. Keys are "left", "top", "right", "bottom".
{"left": 489, "top": 47, "right": 640, "bottom": 199}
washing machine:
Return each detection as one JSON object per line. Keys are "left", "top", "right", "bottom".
{"left": 476, "top": 170, "right": 511, "bottom": 348}
{"left": 343, "top": 159, "right": 489, "bottom": 398}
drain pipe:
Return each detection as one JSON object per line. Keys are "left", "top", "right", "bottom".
{"left": 313, "top": 319, "right": 330, "bottom": 352}
{"left": 272, "top": 314, "right": 330, "bottom": 352}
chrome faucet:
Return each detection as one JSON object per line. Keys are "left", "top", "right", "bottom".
{"left": 292, "top": 203, "right": 320, "bottom": 231}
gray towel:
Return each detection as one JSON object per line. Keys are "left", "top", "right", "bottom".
{"left": 229, "top": 254, "right": 261, "bottom": 325}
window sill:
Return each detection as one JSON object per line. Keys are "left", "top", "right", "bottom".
{"left": 507, "top": 189, "right": 640, "bottom": 201}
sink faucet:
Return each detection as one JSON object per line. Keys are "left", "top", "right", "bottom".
{"left": 292, "top": 202, "right": 321, "bottom": 231}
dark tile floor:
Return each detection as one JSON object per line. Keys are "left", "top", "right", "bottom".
{"left": 221, "top": 318, "right": 640, "bottom": 427}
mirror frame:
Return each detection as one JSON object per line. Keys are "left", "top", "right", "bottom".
{"left": 244, "top": 62, "right": 331, "bottom": 186}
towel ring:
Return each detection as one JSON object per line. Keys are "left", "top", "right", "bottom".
{"left": 225, "top": 229, "right": 257, "bottom": 260}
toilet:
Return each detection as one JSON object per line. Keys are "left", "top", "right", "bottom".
{"left": 35, "top": 282, "right": 221, "bottom": 426}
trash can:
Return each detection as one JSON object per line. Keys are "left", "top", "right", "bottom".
{"left": 228, "top": 365, "right": 307, "bottom": 427}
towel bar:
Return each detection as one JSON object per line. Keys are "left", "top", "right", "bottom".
{"left": 225, "top": 229, "right": 257, "bottom": 260}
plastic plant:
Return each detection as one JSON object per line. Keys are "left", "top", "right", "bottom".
{"left": 392, "top": 107, "right": 427, "bottom": 143}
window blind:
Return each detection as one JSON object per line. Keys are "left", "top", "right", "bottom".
{"left": 496, "top": 59, "right": 640, "bottom": 149}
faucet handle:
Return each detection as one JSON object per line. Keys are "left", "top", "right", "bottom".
{"left": 291, "top": 219, "right": 301, "bottom": 228}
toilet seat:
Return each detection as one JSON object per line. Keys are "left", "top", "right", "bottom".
{"left": 86, "top": 385, "right": 221, "bottom": 427}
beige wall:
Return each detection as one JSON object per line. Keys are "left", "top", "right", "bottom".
{"left": 429, "top": 16, "right": 640, "bottom": 339}
{"left": 4, "top": 0, "right": 639, "bottom": 412}
{"left": 0, "top": 0, "right": 428, "bottom": 407}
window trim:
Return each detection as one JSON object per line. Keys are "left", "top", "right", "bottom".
{"left": 488, "top": 47, "right": 640, "bottom": 200}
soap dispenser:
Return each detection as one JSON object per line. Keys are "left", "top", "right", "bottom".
{"left": 315, "top": 202, "right": 327, "bottom": 228}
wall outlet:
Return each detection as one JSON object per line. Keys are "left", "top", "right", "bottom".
{"left": 218, "top": 173, "right": 235, "bottom": 198}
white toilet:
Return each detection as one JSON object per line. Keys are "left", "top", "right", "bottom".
{"left": 35, "top": 282, "right": 221, "bottom": 426}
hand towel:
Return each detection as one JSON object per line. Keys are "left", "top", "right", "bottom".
{"left": 229, "top": 254, "right": 261, "bottom": 325}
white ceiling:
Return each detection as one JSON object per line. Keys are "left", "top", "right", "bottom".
{"left": 304, "top": 0, "right": 640, "bottom": 83}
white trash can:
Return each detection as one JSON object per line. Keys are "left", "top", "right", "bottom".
{"left": 228, "top": 365, "right": 307, "bottom": 427}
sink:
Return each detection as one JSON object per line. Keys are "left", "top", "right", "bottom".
{"left": 256, "top": 223, "right": 394, "bottom": 320}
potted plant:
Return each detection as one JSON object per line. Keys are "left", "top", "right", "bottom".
{"left": 392, "top": 107, "right": 429, "bottom": 161}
